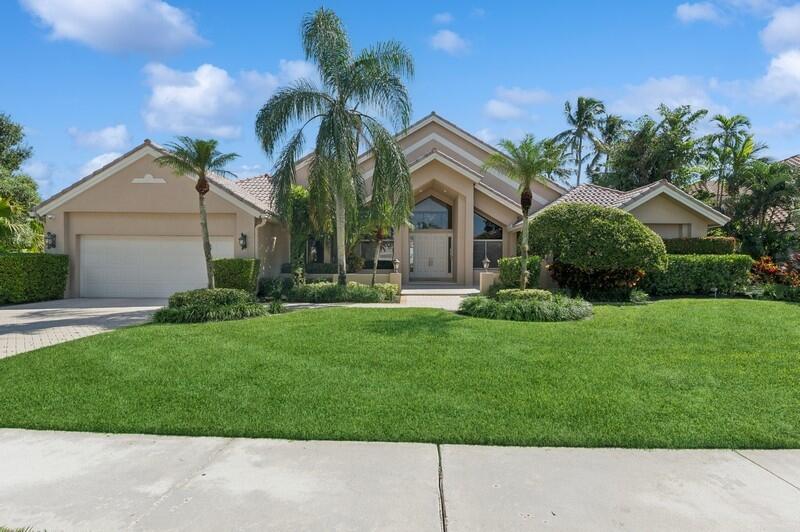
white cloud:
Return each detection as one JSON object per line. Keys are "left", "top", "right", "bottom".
{"left": 475, "top": 128, "right": 496, "bottom": 144}
{"left": 430, "top": 29, "right": 468, "bottom": 54}
{"left": 676, "top": 2, "right": 723, "bottom": 23}
{"left": 760, "top": 5, "right": 800, "bottom": 53}
{"left": 611, "top": 75, "right": 726, "bottom": 116}
{"left": 495, "top": 86, "right": 550, "bottom": 105}
{"left": 142, "top": 59, "right": 313, "bottom": 138}
{"left": 432, "top": 12, "right": 453, "bottom": 24}
{"left": 757, "top": 49, "right": 800, "bottom": 104}
{"left": 80, "top": 152, "right": 122, "bottom": 176}
{"left": 20, "top": 0, "right": 204, "bottom": 55}
{"left": 21, "top": 160, "right": 52, "bottom": 184}
{"left": 483, "top": 99, "right": 526, "bottom": 120}
{"left": 68, "top": 124, "right": 130, "bottom": 151}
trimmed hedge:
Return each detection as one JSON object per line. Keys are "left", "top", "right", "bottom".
{"left": 763, "top": 284, "right": 800, "bottom": 302}
{"left": 494, "top": 288, "right": 553, "bottom": 302}
{"left": 529, "top": 203, "right": 667, "bottom": 272}
{"left": 287, "top": 281, "right": 398, "bottom": 303}
{"left": 212, "top": 258, "right": 260, "bottom": 292}
{"left": 663, "top": 237, "right": 737, "bottom": 255}
{"left": 153, "top": 288, "right": 266, "bottom": 323}
{"left": 640, "top": 254, "right": 753, "bottom": 296}
{"left": 458, "top": 295, "right": 592, "bottom": 322}
{"left": 0, "top": 253, "right": 69, "bottom": 304}
{"left": 497, "top": 255, "right": 541, "bottom": 287}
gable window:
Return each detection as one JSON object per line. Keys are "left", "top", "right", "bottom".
{"left": 473, "top": 211, "right": 503, "bottom": 269}
{"left": 412, "top": 197, "right": 452, "bottom": 230}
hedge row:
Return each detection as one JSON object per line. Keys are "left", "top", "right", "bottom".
{"left": 663, "top": 237, "right": 737, "bottom": 255}
{"left": 153, "top": 288, "right": 266, "bottom": 323}
{"left": 213, "top": 258, "right": 260, "bottom": 292}
{"left": 640, "top": 254, "right": 753, "bottom": 296}
{"left": 287, "top": 281, "right": 398, "bottom": 303}
{"left": 763, "top": 284, "right": 800, "bottom": 302}
{"left": 0, "top": 253, "right": 69, "bottom": 304}
{"left": 497, "top": 255, "right": 541, "bottom": 287}
{"left": 459, "top": 295, "right": 592, "bottom": 322}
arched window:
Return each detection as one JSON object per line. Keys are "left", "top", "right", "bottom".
{"left": 412, "top": 197, "right": 452, "bottom": 230}
{"left": 473, "top": 211, "right": 503, "bottom": 268}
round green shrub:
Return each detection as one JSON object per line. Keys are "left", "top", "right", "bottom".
{"left": 529, "top": 203, "right": 667, "bottom": 271}
{"left": 458, "top": 295, "right": 592, "bottom": 322}
{"left": 154, "top": 288, "right": 266, "bottom": 323}
{"left": 494, "top": 288, "right": 553, "bottom": 302}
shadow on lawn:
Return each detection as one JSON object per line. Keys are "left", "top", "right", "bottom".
{"left": 354, "top": 308, "right": 464, "bottom": 338}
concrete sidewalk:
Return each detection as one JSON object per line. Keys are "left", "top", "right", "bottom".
{"left": 0, "top": 429, "right": 798, "bottom": 531}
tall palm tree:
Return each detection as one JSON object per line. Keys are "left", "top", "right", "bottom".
{"left": 482, "top": 135, "right": 551, "bottom": 289}
{"left": 155, "top": 137, "right": 239, "bottom": 288}
{"left": 708, "top": 114, "right": 752, "bottom": 208}
{"left": 589, "top": 113, "right": 626, "bottom": 178}
{"left": 255, "top": 8, "right": 414, "bottom": 285}
{"left": 556, "top": 97, "right": 605, "bottom": 186}
{"left": 540, "top": 137, "right": 571, "bottom": 184}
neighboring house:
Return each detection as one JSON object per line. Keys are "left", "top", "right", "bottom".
{"left": 37, "top": 113, "right": 729, "bottom": 297}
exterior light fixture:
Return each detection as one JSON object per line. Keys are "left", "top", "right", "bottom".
{"left": 44, "top": 232, "right": 56, "bottom": 250}
{"left": 238, "top": 232, "right": 247, "bottom": 250}
{"left": 393, "top": 258, "right": 401, "bottom": 273}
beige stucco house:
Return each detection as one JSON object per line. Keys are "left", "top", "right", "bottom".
{"left": 36, "top": 113, "right": 729, "bottom": 297}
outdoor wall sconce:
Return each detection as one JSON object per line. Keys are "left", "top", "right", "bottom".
{"left": 238, "top": 232, "right": 247, "bottom": 250}
{"left": 44, "top": 232, "right": 56, "bottom": 249}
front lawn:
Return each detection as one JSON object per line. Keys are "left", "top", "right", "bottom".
{"left": 1, "top": 299, "right": 798, "bottom": 448}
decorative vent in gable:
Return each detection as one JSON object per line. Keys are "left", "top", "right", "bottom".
{"left": 131, "top": 174, "right": 166, "bottom": 184}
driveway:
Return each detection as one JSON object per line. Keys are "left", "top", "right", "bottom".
{"left": 0, "top": 298, "right": 165, "bottom": 359}
{"left": 0, "top": 429, "right": 798, "bottom": 531}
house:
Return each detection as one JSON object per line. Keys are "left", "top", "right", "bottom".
{"left": 36, "top": 113, "right": 730, "bottom": 298}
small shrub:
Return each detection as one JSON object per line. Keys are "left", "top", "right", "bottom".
{"left": 494, "top": 288, "right": 553, "bottom": 302}
{"left": 287, "top": 281, "right": 394, "bottom": 303}
{"left": 268, "top": 299, "right": 285, "bottom": 314}
{"left": 0, "top": 253, "right": 69, "bottom": 304}
{"left": 212, "top": 258, "right": 259, "bottom": 292}
{"left": 751, "top": 256, "right": 783, "bottom": 285}
{"left": 663, "top": 237, "right": 737, "bottom": 255}
{"left": 257, "top": 276, "right": 282, "bottom": 299}
{"left": 763, "top": 283, "right": 800, "bottom": 302}
{"left": 154, "top": 288, "right": 266, "bottom": 323}
{"left": 373, "top": 283, "right": 399, "bottom": 301}
{"left": 497, "top": 255, "right": 541, "bottom": 287}
{"left": 640, "top": 254, "right": 753, "bottom": 296}
{"left": 458, "top": 294, "right": 592, "bottom": 322}
{"left": 347, "top": 255, "right": 365, "bottom": 272}
{"left": 629, "top": 289, "right": 650, "bottom": 304}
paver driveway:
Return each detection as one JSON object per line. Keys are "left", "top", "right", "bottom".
{"left": 0, "top": 298, "right": 165, "bottom": 358}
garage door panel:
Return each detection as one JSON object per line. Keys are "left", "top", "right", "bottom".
{"left": 80, "top": 236, "right": 235, "bottom": 298}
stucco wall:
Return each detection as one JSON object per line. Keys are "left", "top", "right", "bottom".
{"left": 628, "top": 194, "right": 711, "bottom": 238}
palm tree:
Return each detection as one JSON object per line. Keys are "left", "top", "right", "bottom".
{"left": 155, "top": 137, "right": 239, "bottom": 288}
{"left": 482, "top": 135, "right": 551, "bottom": 289}
{"left": 0, "top": 196, "right": 25, "bottom": 244}
{"left": 540, "top": 138, "right": 571, "bottom": 184}
{"left": 556, "top": 97, "right": 605, "bottom": 186}
{"left": 589, "top": 114, "right": 626, "bottom": 178}
{"left": 708, "top": 114, "right": 752, "bottom": 208}
{"left": 255, "top": 8, "right": 413, "bottom": 285}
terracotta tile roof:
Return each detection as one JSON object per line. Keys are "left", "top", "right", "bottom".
{"left": 547, "top": 180, "right": 664, "bottom": 209}
{"left": 783, "top": 154, "right": 800, "bottom": 168}
{"left": 234, "top": 174, "right": 276, "bottom": 214}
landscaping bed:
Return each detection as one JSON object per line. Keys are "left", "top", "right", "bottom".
{"left": 1, "top": 300, "right": 798, "bottom": 448}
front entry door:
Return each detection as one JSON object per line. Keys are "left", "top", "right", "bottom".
{"left": 411, "top": 233, "right": 451, "bottom": 279}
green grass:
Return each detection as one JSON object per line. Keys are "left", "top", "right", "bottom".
{"left": 1, "top": 299, "right": 799, "bottom": 448}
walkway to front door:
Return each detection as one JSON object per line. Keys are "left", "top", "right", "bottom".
{"left": 401, "top": 283, "right": 478, "bottom": 310}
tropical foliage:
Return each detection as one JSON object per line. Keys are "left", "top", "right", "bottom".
{"left": 255, "top": 8, "right": 414, "bottom": 285}
{"left": 0, "top": 114, "right": 42, "bottom": 252}
{"left": 482, "top": 135, "right": 551, "bottom": 288}
{"left": 155, "top": 137, "right": 239, "bottom": 288}
{"left": 556, "top": 97, "right": 605, "bottom": 186}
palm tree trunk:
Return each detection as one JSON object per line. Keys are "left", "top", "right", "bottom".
{"left": 371, "top": 236, "right": 382, "bottom": 287}
{"left": 334, "top": 192, "right": 347, "bottom": 285}
{"left": 520, "top": 208, "right": 530, "bottom": 290}
{"left": 576, "top": 137, "right": 583, "bottom": 186}
{"left": 198, "top": 191, "right": 215, "bottom": 289}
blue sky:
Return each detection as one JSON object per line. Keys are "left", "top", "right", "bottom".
{"left": 4, "top": 0, "right": 800, "bottom": 197}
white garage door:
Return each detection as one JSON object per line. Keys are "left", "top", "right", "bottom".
{"left": 80, "top": 236, "right": 235, "bottom": 298}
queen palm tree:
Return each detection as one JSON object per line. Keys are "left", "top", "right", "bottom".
{"left": 708, "top": 114, "right": 753, "bottom": 208}
{"left": 482, "top": 135, "right": 551, "bottom": 289}
{"left": 255, "top": 8, "right": 414, "bottom": 285}
{"left": 556, "top": 97, "right": 605, "bottom": 186}
{"left": 155, "top": 137, "right": 239, "bottom": 288}
{"left": 589, "top": 113, "right": 626, "bottom": 178}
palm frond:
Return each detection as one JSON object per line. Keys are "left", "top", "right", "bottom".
{"left": 255, "top": 81, "right": 332, "bottom": 156}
